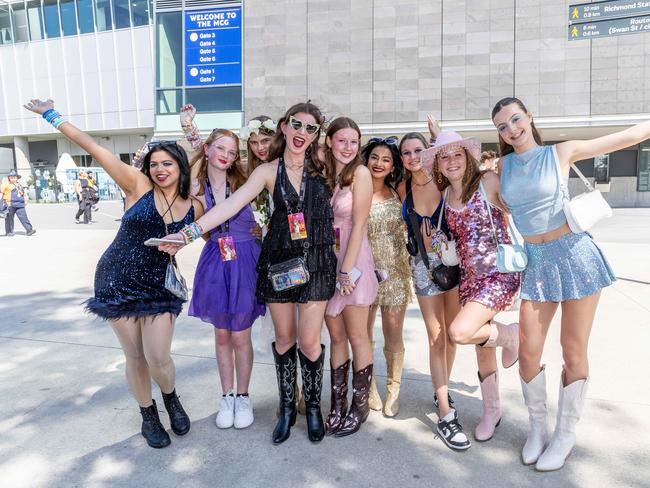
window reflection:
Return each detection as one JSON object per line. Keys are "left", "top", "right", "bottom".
{"left": 77, "top": 0, "right": 94, "bottom": 34}
{"left": 157, "top": 90, "right": 182, "bottom": 114}
{"left": 130, "top": 0, "right": 148, "bottom": 27}
{"left": 94, "top": 0, "right": 112, "bottom": 31}
{"left": 60, "top": 0, "right": 78, "bottom": 36}
{"left": 11, "top": 3, "right": 29, "bottom": 42}
{"left": 27, "top": 1, "right": 45, "bottom": 40}
{"left": 156, "top": 11, "right": 182, "bottom": 87}
{"left": 0, "top": 5, "right": 12, "bottom": 44}
{"left": 186, "top": 87, "right": 243, "bottom": 112}
{"left": 112, "top": 0, "right": 130, "bottom": 29}
{"left": 43, "top": 0, "right": 61, "bottom": 38}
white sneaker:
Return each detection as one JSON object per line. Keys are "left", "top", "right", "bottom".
{"left": 215, "top": 390, "right": 235, "bottom": 428}
{"left": 234, "top": 395, "right": 254, "bottom": 429}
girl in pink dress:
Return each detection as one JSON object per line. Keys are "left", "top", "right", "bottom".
{"left": 323, "top": 117, "right": 378, "bottom": 437}
{"left": 427, "top": 131, "right": 520, "bottom": 445}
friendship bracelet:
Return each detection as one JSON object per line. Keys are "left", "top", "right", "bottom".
{"left": 180, "top": 222, "right": 203, "bottom": 244}
{"left": 42, "top": 109, "right": 67, "bottom": 129}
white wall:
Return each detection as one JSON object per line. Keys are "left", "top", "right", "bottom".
{"left": 0, "top": 25, "right": 154, "bottom": 137}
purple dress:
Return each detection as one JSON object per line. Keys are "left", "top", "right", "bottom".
{"left": 189, "top": 185, "right": 265, "bottom": 331}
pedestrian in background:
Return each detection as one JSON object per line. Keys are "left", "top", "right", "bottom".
{"left": 74, "top": 170, "right": 93, "bottom": 224}
{"left": 1, "top": 169, "right": 36, "bottom": 236}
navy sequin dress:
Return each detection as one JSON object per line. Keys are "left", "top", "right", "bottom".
{"left": 85, "top": 190, "right": 194, "bottom": 319}
{"left": 255, "top": 158, "right": 337, "bottom": 303}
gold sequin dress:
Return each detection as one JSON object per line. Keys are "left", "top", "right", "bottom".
{"left": 367, "top": 194, "right": 413, "bottom": 307}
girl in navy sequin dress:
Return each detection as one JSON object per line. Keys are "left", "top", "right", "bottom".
{"left": 163, "top": 102, "right": 336, "bottom": 445}
{"left": 428, "top": 131, "right": 520, "bottom": 446}
{"left": 24, "top": 98, "right": 202, "bottom": 450}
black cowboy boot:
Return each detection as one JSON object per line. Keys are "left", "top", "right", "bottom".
{"left": 272, "top": 342, "right": 298, "bottom": 444}
{"left": 325, "top": 359, "right": 350, "bottom": 435}
{"left": 140, "top": 399, "right": 171, "bottom": 448}
{"left": 162, "top": 389, "right": 191, "bottom": 436}
{"left": 334, "top": 363, "right": 373, "bottom": 437}
{"left": 299, "top": 345, "right": 326, "bottom": 443}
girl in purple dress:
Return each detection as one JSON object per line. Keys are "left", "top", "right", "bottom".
{"left": 187, "top": 128, "right": 265, "bottom": 430}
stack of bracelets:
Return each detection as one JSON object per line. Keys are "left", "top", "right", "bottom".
{"left": 337, "top": 270, "right": 352, "bottom": 287}
{"left": 42, "top": 109, "right": 67, "bottom": 129}
{"left": 181, "top": 121, "right": 202, "bottom": 150}
{"left": 180, "top": 222, "right": 203, "bottom": 244}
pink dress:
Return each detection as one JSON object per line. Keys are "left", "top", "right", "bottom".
{"left": 445, "top": 190, "right": 520, "bottom": 311}
{"left": 326, "top": 184, "right": 378, "bottom": 316}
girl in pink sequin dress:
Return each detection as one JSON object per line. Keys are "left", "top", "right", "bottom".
{"left": 323, "top": 117, "right": 377, "bottom": 438}
{"left": 427, "top": 131, "right": 520, "bottom": 444}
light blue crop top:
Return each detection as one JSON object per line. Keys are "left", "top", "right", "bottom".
{"left": 500, "top": 145, "right": 568, "bottom": 236}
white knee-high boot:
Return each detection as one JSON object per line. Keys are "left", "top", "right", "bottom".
{"left": 520, "top": 366, "right": 548, "bottom": 465}
{"left": 535, "top": 373, "right": 589, "bottom": 472}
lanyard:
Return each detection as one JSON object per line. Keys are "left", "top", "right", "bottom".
{"left": 279, "top": 156, "right": 308, "bottom": 214}
{"left": 206, "top": 177, "right": 231, "bottom": 234}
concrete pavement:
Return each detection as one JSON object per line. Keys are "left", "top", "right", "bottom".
{"left": 1, "top": 202, "right": 649, "bottom": 488}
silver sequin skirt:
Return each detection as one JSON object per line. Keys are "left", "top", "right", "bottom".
{"left": 522, "top": 231, "right": 615, "bottom": 302}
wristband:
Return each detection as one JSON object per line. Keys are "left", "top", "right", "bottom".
{"left": 42, "top": 109, "right": 66, "bottom": 129}
{"left": 180, "top": 222, "right": 203, "bottom": 244}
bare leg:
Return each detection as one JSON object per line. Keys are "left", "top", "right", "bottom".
{"left": 519, "top": 300, "right": 559, "bottom": 382}
{"left": 447, "top": 302, "right": 500, "bottom": 345}
{"left": 443, "top": 288, "right": 460, "bottom": 380}
{"left": 559, "top": 292, "right": 600, "bottom": 384}
{"left": 297, "top": 301, "right": 328, "bottom": 360}
{"left": 325, "top": 314, "right": 350, "bottom": 368}
{"left": 342, "top": 306, "right": 372, "bottom": 368}
{"left": 214, "top": 328, "right": 235, "bottom": 393}
{"left": 232, "top": 328, "right": 254, "bottom": 394}
{"left": 475, "top": 346, "right": 498, "bottom": 380}
{"left": 417, "top": 294, "right": 452, "bottom": 417}
{"left": 366, "top": 304, "right": 378, "bottom": 341}
{"left": 142, "top": 312, "right": 176, "bottom": 394}
{"left": 381, "top": 305, "right": 407, "bottom": 353}
{"left": 269, "top": 302, "right": 298, "bottom": 353}
{"left": 111, "top": 317, "right": 152, "bottom": 407}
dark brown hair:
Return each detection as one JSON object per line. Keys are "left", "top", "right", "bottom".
{"left": 268, "top": 101, "right": 331, "bottom": 189}
{"left": 190, "top": 129, "right": 246, "bottom": 195}
{"left": 480, "top": 150, "right": 497, "bottom": 163}
{"left": 141, "top": 141, "right": 191, "bottom": 199}
{"left": 323, "top": 117, "right": 362, "bottom": 190}
{"left": 491, "top": 97, "right": 544, "bottom": 157}
{"left": 246, "top": 115, "right": 276, "bottom": 173}
{"left": 398, "top": 132, "right": 429, "bottom": 158}
{"left": 434, "top": 148, "right": 482, "bottom": 204}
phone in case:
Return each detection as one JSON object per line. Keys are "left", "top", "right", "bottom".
{"left": 336, "top": 267, "right": 362, "bottom": 290}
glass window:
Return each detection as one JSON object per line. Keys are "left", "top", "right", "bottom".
{"left": 76, "top": 0, "right": 94, "bottom": 33}
{"left": 130, "top": 0, "right": 148, "bottom": 26}
{"left": 0, "top": 5, "right": 12, "bottom": 44}
{"left": 93, "top": 0, "right": 111, "bottom": 31}
{"left": 27, "top": 1, "right": 44, "bottom": 40}
{"left": 11, "top": 3, "right": 29, "bottom": 42}
{"left": 156, "top": 89, "right": 182, "bottom": 114}
{"left": 156, "top": 11, "right": 182, "bottom": 88}
{"left": 186, "top": 87, "right": 242, "bottom": 112}
{"left": 43, "top": 0, "right": 61, "bottom": 38}
{"left": 112, "top": 0, "right": 130, "bottom": 29}
{"left": 60, "top": 0, "right": 78, "bottom": 36}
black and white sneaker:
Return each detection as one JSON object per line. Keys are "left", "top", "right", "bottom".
{"left": 436, "top": 409, "right": 470, "bottom": 451}
{"left": 433, "top": 392, "right": 455, "bottom": 411}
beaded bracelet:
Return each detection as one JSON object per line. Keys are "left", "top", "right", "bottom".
{"left": 180, "top": 222, "right": 203, "bottom": 244}
{"left": 337, "top": 271, "right": 352, "bottom": 286}
{"left": 42, "top": 108, "right": 66, "bottom": 129}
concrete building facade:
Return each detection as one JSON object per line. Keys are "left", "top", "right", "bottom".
{"left": 1, "top": 0, "right": 649, "bottom": 205}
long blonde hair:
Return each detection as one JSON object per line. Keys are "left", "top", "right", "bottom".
{"left": 190, "top": 129, "right": 246, "bottom": 195}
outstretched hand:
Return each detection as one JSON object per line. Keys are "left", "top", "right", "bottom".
{"left": 24, "top": 99, "right": 55, "bottom": 115}
{"left": 158, "top": 232, "right": 186, "bottom": 255}
{"left": 427, "top": 114, "right": 441, "bottom": 138}
{"left": 180, "top": 104, "right": 197, "bottom": 127}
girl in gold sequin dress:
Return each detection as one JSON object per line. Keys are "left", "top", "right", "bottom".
{"left": 362, "top": 138, "right": 413, "bottom": 417}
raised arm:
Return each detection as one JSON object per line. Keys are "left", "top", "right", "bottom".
{"left": 427, "top": 114, "right": 442, "bottom": 140}
{"left": 556, "top": 120, "right": 650, "bottom": 167}
{"left": 23, "top": 99, "right": 146, "bottom": 195}
{"left": 195, "top": 163, "right": 272, "bottom": 233}
{"left": 180, "top": 104, "right": 203, "bottom": 151}
{"left": 339, "top": 166, "right": 373, "bottom": 290}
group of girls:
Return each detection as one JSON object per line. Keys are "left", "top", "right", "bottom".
{"left": 24, "top": 93, "right": 647, "bottom": 472}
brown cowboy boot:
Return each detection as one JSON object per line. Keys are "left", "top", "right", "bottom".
{"left": 334, "top": 363, "right": 373, "bottom": 437}
{"left": 325, "top": 359, "right": 350, "bottom": 435}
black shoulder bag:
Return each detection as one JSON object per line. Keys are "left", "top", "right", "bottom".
{"left": 405, "top": 181, "right": 459, "bottom": 291}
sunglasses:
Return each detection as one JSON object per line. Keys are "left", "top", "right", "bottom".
{"left": 368, "top": 136, "right": 398, "bottom": 146}
{"left": 146, "top": 140, "right": 178, "bottom": 150}
{"left": 289, "top": 116, "right": 320, "bottom": 135}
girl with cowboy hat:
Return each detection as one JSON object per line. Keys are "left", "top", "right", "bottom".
{"left": 425, "top": 131, "right": 520, "bottom": 447}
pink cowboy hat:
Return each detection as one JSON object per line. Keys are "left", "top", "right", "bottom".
{"left": 421, "top": 131, "right": 482, "bottom": 169}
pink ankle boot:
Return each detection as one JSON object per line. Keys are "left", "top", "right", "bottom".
{"left": 484, "top": 322, "right": 519, "bottom": 368}
{"left": 474, "top": 371, "right": 501, "bottom": 441}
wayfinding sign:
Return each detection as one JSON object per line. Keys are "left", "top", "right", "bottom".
{"left": 569, "top": 13, "right": 650, "bottom": 39}
{"left": 184, "top": 6, "right": 242, "bottom": 87}
{"left": 569, "top": 1, "right": 650, "bottom": 22}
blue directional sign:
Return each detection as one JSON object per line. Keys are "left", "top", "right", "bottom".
{"left": 184, "top": 6, "right": 242, "bottom": 87}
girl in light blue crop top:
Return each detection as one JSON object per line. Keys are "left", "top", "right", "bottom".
{"left": 491, "top": 96, "right": 650, "bottom": 472}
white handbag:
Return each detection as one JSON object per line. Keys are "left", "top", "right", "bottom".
{"left": 552, "top": 146, "right": 612, "bottom": 233}
{"left": 437, "top": 188, "right": 459, "bottom": 267}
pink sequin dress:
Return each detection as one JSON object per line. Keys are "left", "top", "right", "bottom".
{"left": 445, "top": 190, "right": 520, "bottom": 311}
{"left": 326, "top": 184, "right": 378, "bottom": 316}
